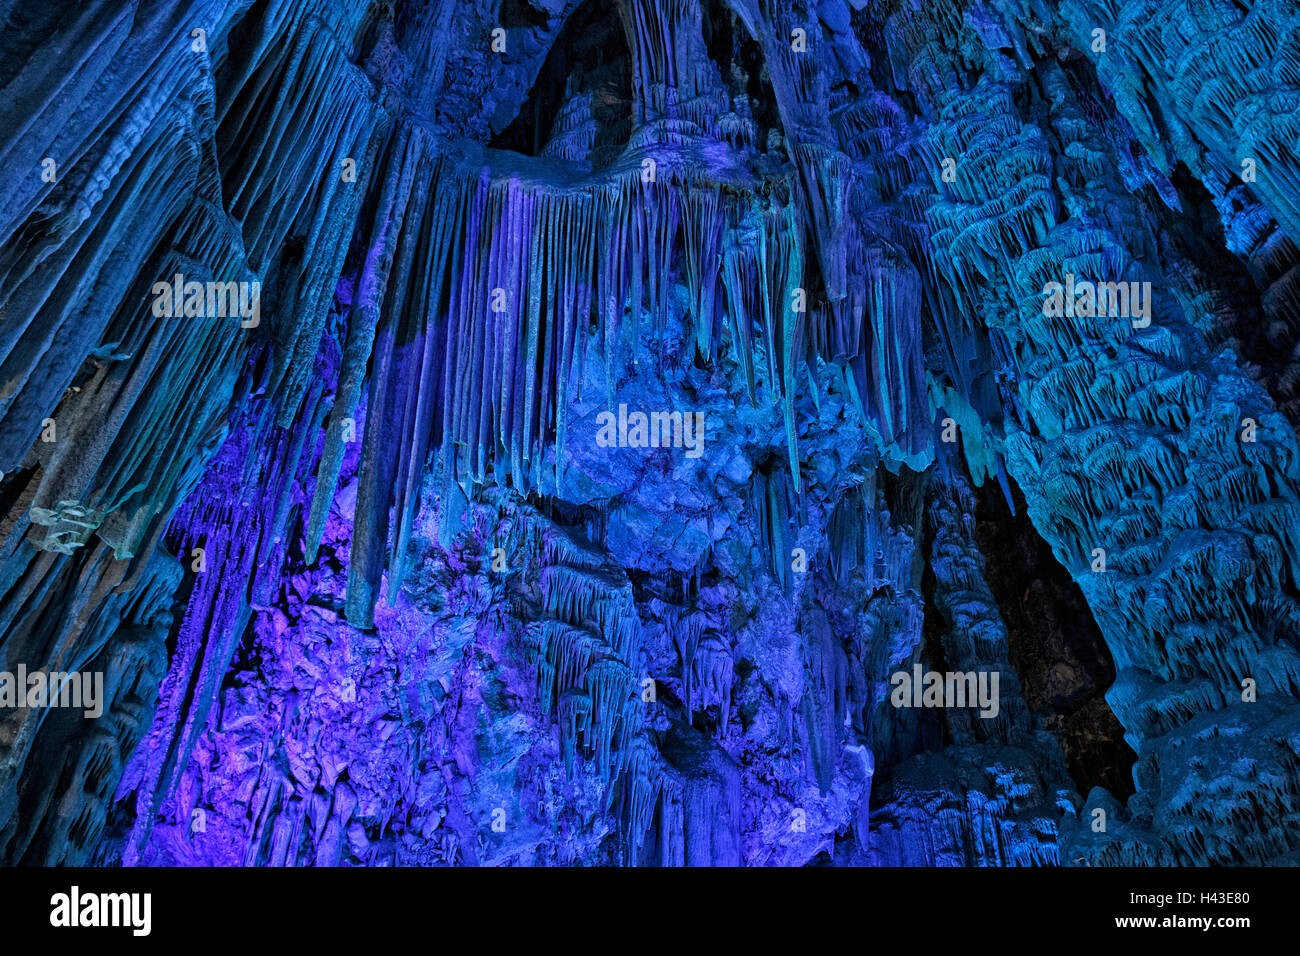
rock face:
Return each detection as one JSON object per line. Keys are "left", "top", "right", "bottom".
{"left": 0, "top": 0, "right": 1298, "bottom": 866}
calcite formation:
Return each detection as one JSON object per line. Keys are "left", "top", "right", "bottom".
{"left": 0, "top": 0, "right": 1298, "bottom": 866}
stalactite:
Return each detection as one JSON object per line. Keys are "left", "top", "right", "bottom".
{"left": 4, "top": 0, "right": 1300, "bottom": 870}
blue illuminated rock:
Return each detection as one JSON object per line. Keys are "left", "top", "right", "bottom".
{"left": 0, "top": 0, "right": 1297, "bottom": 866}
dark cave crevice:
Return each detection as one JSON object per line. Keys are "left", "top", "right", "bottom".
{"left": 490, "top": 0, "right": 632, "bottom": 162}
{"left": 499, "top": 0, "right": 553, "bottom": 31}
{"left": 973, "top": 477, "right": 1137, "bottom": 799}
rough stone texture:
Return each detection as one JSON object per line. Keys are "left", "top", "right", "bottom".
{"left": 0, "top": 0, "right": 1297, "bottom": 866}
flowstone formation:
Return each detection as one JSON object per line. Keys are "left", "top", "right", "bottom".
{"left": 0, "top": 0, "right": 1298, "bottom": 866}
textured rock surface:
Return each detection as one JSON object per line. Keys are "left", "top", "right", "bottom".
{"left": 0, "top": 0, "right": 1298, "bottom": 866}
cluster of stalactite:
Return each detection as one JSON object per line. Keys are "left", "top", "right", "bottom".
{"left": 2, "top": 0, "right": 1300, "bottom": 866}
{"left": 869, "top": 0, "right": 1300, "bottom": 863}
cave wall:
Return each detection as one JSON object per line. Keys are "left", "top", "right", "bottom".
{"left": 0, "top": 0, "right": 1298, "bottom": 866}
